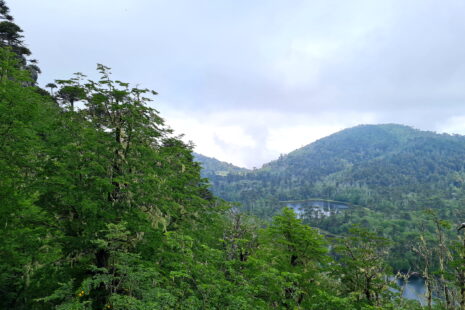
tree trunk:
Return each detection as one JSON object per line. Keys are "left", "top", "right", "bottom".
{"left": 94, "top": 249, "right": 110, "bottom": 308}
{"left": 365, "top": 276, "right": 372, "bottom": 302}
{"left": 461, "top": 235, "right": 465, "bottom": 310}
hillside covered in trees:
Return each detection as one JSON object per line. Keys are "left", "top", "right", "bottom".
{"left": 4, "top": 1, "right": 465, "bottom": 309}
{"left": 197, "top": 124, "right": 465, "bottom": 273}
{"left": 200, "top": 124, "right": 465, "bottom": 207}
{"left": 193, "top": 153, "right": 249, "bottom": 177}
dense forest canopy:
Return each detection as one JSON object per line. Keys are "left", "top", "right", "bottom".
{"left": 196, "top": 124, "right": 465, "bottom": 308}
{"left": 2, "top": 1, "right": 465, "bottom": 309}
{"left": 198, "top": 124, "right": 465, "bottom": 215}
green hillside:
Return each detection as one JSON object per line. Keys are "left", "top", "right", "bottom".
{"left": 193, "top": 152, "right": 249, "bottom": 176}
{"left": 196, "top": 124, "right": 465, "bottom": 271}
{"left": 200, "top": 124, "right": 465, "bottom": 208}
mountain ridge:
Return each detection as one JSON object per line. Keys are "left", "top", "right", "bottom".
{"left": 195, "top": 123, "right": 465, "bottom": 213}
{"left": 196, "top": 123, "right": 452, "bottom": 174}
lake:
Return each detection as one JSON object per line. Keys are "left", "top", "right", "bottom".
{"left": 391, "top": 276, "right": 426, "bottom": 305}
{"left": 284, "top": 199, "right": 350, "bottom": 218}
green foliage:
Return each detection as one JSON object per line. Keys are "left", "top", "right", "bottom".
{"left": 333, "top": 226, "right": 392, "bottom": 306}
{"left": 0, "top": 46, "right": 59, "bottom": 309}
{"left": 5, "top": 2, "right": 465, "bottom": 308}
{"left": 0, "top": 42, "right": 442, "bottom": 309}
{"left": 200, "top": 124, "right": 465, "bottom": 212}
{"left": 0, "top": 54, "right": 449, "bottom": 309}
{"left": 193, "top": 153, "right": 249, "bottom": 177}
{"left": 197, "top": 124, "right": 465, "bottom": 271}
{"left": 0, "top": 1, "right": 39, "bottom": 81}
{"left": 241, "top": 208, "right": 329, "bottom": 308}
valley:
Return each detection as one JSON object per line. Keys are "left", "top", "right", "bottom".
{"left": 196, "top": 124, "right": 465, "bottom": 272}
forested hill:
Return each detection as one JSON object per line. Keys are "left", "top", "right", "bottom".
{"left": 195, "top": 124, "right": 465, "bottom": 274}
{"left": 197, "top": 124, "right": 465, "bottom": 213}
{"left": 193, "top": 153, "right": 249, "bottom": 176}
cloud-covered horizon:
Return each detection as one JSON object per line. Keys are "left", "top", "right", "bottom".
{"left": 10, "top": 0, "right": 465, "bottom": 168}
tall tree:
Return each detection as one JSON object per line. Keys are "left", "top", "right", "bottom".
{"left": 0, "top": 0, "right": 40, "bottom": 82}
{"left": 248, "top": 208, "right": 328, "bottom": 309}
{"left": 0, "top": 46, "right": 58, "bottom": 309}
{"left": 37, "top": 65, "right": 216, "bottom": 309}
{"left": 333, "top": 226, "right": 392, "bottom": 306}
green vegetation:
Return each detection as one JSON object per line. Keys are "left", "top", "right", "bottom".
{"left": 201, "top": 124, "right": 465, "bottom": 208}
{"left": 193, "top": 153, "right": 249, "bottom": 177}
{"left": 196, "top": 125, "right": 465, "bottom": 308}
{"left": 198, "top": 124, "right": 465, "bottom": 270}
{"left": 4, "top": 1, "right": 465, "bottom": 309}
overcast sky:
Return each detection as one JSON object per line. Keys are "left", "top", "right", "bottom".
{"left": 9, "top": 0, "right": 465, "bottom": 168}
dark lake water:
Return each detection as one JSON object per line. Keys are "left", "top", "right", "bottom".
{"left": 390, "top": 276, "right": 426, "bottom": 305}
{"left": 285, "top": 199, "right": 350, "bottom": 218}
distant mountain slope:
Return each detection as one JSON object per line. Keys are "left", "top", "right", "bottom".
{"left": 202, "top": 124, "right": 465, "bottom": 213}
{"left": 193, "top": 153, "right": 249, "bottom": 177}
{"left": 262, "top": 124, "right": 433, "bottom": 178}
{"left": 197, "top": 124, "right": 465, "bottom": 271}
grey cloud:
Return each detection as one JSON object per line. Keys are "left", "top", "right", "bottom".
{"left": 9, "top": 0, "right": 465, "bottom": 166}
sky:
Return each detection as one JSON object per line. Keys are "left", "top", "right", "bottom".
{"left": 9, "top": 0, "right": 465, "bottom": 168}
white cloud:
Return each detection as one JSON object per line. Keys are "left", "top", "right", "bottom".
{"left": 436, "top": 115, "right": 465, "bottom": 135}
{"left": 160, "top": 106, "right": 378, "bottom": 168}
{"left": 160, "top": 109, "right": 258, "bottom": 168}
{"left": 266, "top": 125, "right": 344, "bottom": 155}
